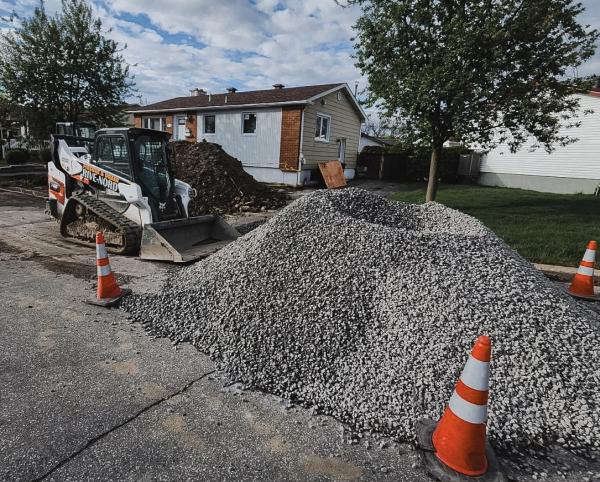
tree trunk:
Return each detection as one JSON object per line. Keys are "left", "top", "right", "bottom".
{"left": 425, "top": 145, "right": 440, "bottom": 202}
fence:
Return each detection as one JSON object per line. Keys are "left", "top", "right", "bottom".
{"left": 357, "top": 147, "right": 466, "bottom": 183}
{"left": 2, "top": 138, "right": 51, "bottom": 159}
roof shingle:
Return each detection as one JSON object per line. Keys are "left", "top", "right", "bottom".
{"left": 131, "top": 83, "right": 344, "bottom": 112}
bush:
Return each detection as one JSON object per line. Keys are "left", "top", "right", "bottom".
{"left": 38, "top": 148, "right": 52, "bottom": 164}
{"left": 5, "top": 149, "right": 30, "bottom": 165}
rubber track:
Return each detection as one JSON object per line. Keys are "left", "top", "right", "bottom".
{"left": 60, "top": 194, "right": 141, "bottom": 255}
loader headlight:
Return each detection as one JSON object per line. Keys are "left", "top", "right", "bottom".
{"left": 189, "top": 188, "right": 197, "bottom": 199}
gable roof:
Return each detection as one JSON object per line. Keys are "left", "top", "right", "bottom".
{"left": 129, "top": 83, "right": 366, "bottom": 119}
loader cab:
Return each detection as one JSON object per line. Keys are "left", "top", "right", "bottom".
{"left": 92, "top": 128, "right": 182, "bottom": 221}
{"left": 55, "top": 122, "right": 96, "bottom": 140}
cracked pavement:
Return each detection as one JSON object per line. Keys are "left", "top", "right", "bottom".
{"left": 0, "top": 190, "right": 430, "bottom": 481}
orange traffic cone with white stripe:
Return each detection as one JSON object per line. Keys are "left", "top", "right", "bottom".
{"left": 567, "top": 240, "right": 598, "bottom": 300}
{"left": 416, "top": 336, "right": 504, "bottom": 482}
{"left": 87, "top": 232, "right": 130, "bottom": 307}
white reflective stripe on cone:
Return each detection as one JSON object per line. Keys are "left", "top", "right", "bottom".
{"left": 97, "top": 264, "right": 112, "bottom": 277}
{"left": 577, "top": 265, "right": 594, "bottom": 276}
{"left": 459, "top": 356, "right": 489, "bottom": 391}
{"left": 96, "top": 243, "right": 108, "bottom": 260}
{"left": 448, "top": 392, "right": 487, "bottom": 424}
{"left": 583, "top": 249, "right": 596, "bottom": 263}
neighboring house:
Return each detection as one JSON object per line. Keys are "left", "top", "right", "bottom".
{"left": 128, "top": 83, "right": 366, "bottom": 186}
{"left": 118, "top": 103, "right": 139, "bottom": 127}
{"left": 359, "top": 133, "right": 388, "bottom": 151}
{"left": 479, "top": 89, "right": 600, "bottom": 194}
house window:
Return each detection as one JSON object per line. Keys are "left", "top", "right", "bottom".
{"left": 315, "top": 113, "right": 330, "bottom": 142}
{"left": 204, "top": 115, "right": 216, "bottom": 134}
{"left": 143, "top": 117, "right": 166, "bottom": 131}
{"left": 242, "top": 112, "right": 257, "bottom": 134}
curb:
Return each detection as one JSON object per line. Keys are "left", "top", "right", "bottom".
{"left": 535, "top": 263, "right": 600, "bottom": 286}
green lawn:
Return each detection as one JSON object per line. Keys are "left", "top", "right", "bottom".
{"left": 391, "top": 183, "right": 600, "bottom": 266}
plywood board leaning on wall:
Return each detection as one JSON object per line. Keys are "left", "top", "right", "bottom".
{"left": 319, "top": 161, "right": 347, "bottom": 189}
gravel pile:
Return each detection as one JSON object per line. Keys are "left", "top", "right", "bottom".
{"left": 124, "top": 188, "right": 600, "bottom": 461}
{"left": 170, "top": 141, "right": 288, "bottom": 215}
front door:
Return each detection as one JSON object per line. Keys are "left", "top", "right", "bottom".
{"left": 337, "top": 138, "right": 346, "bottom": 166}
{"left": 175, "top": 116, "right": 186, "bottom": 140}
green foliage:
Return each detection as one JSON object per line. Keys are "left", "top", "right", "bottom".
{"left": 392, "top": 184, "right": 600, "bottom": 266}
{"left": 5, "top": 149, "right": 30, "bottom": 164}
{"left": 348, "top": 0, "right": 599, "bottom": 199}
{"left": 0, "top": 0, "right": 135, "bottom": 137}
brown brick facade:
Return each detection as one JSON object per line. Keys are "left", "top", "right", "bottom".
{"left": 185, "top": 114, "right": 196, "bottom": 142}
{"left": 165, "top": 115, "right": 173, "bottom": 135}
{"left": 132, "top": 113, "right": 173, "bottom": 134}
{"left": 279, "top": 107, "right": 303, "bottom": 171}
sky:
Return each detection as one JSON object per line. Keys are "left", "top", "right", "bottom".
{"left": 0, "top": 0, "right": 599, "bottom": 105}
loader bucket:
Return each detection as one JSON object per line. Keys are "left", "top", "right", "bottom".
{"left": 139, "top": 215, "right": 240, "bottom": 263}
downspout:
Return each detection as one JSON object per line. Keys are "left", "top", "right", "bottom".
{"left": 297, "top": 108, "right": 305, "bottom": 187}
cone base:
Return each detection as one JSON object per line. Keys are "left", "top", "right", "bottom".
{"left": 86, "top": 288, "right": 131, "bottom": 308}
{"left": 565, "top": 285, "right": 599, "bottom": 301}
{"left": 416, "top": 419, "right": 506, "bottom": 482}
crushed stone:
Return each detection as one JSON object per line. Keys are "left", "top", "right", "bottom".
{"left": 123, "top": 188, "right": 600, "bottom": 470}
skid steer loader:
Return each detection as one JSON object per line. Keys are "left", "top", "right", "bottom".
{"left": 46, "top": 126, "right": 239, "bottom": 263}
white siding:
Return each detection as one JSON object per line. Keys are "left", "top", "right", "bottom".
{"left": 359, "top": 135, "right": 384, "bottom": 151}
{"left": 196, "top": 108, "right": 282, "bottom": 168}
{"left": 481, "top": 94, "right": 600, "bottom": 180}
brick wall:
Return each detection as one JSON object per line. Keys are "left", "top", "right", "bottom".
{"left": 133, "top": 113, "right": 174, "bottom": 135}
{"left": 279, "top": 107, "right": 303, "bottom": 171}
{"left": 185, "top": 114, "right": 196, "bottom": 142}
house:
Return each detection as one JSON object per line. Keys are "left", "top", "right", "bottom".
{"left": 478, "top": 89, "right": 600, "bottom": 194}
{"left": 128, "top": 83, "right": 366, "bottom": 186}
{"left": 359, "top": 133, "right": 389, "bottom": 151}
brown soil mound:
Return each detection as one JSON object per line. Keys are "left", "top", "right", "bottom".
{"left": 170, "top": 141, "right": 289, "bottom": 215}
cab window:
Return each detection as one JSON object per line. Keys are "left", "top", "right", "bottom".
{"left": 134, "top": 135, "right": 172, "bottom": 200}
{"left": 95, "top": 136, "right": 131, "bottom": 178}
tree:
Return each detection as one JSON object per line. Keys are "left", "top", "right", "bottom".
{"left": 348, "top": 0, "right": 599, "bottom": 201}
{"left": 0, "top": 0, "right": 134, "bottom": 137}
{"left": 363, "top": 113, "right": 403, "bottom": 138}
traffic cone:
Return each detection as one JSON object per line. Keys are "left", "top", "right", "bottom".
{"left": 87, "top": 232, "right": 130, "bottom": 307}
{"left": 567, "top": 240, "right": 598, "bottom": 300}
{"left": 416, "top": 336, "right": 504, "bottom": 482}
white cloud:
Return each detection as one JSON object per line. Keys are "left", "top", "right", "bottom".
{"left": 106, "top": 0, "right": 269, "bottom": 52}
{"left": 70, "top": 0, "right": 364, "bottom": 103}
{"left": 0, "top": 0, "right": 598, "bottom": 105}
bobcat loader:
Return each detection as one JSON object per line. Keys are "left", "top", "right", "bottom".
{"left": 47, "top": 126, "right": 239, "bottom": 263}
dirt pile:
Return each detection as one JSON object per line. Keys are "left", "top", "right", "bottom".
{"left": 170, "top": 141, "right": 288, "bottom": 215}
